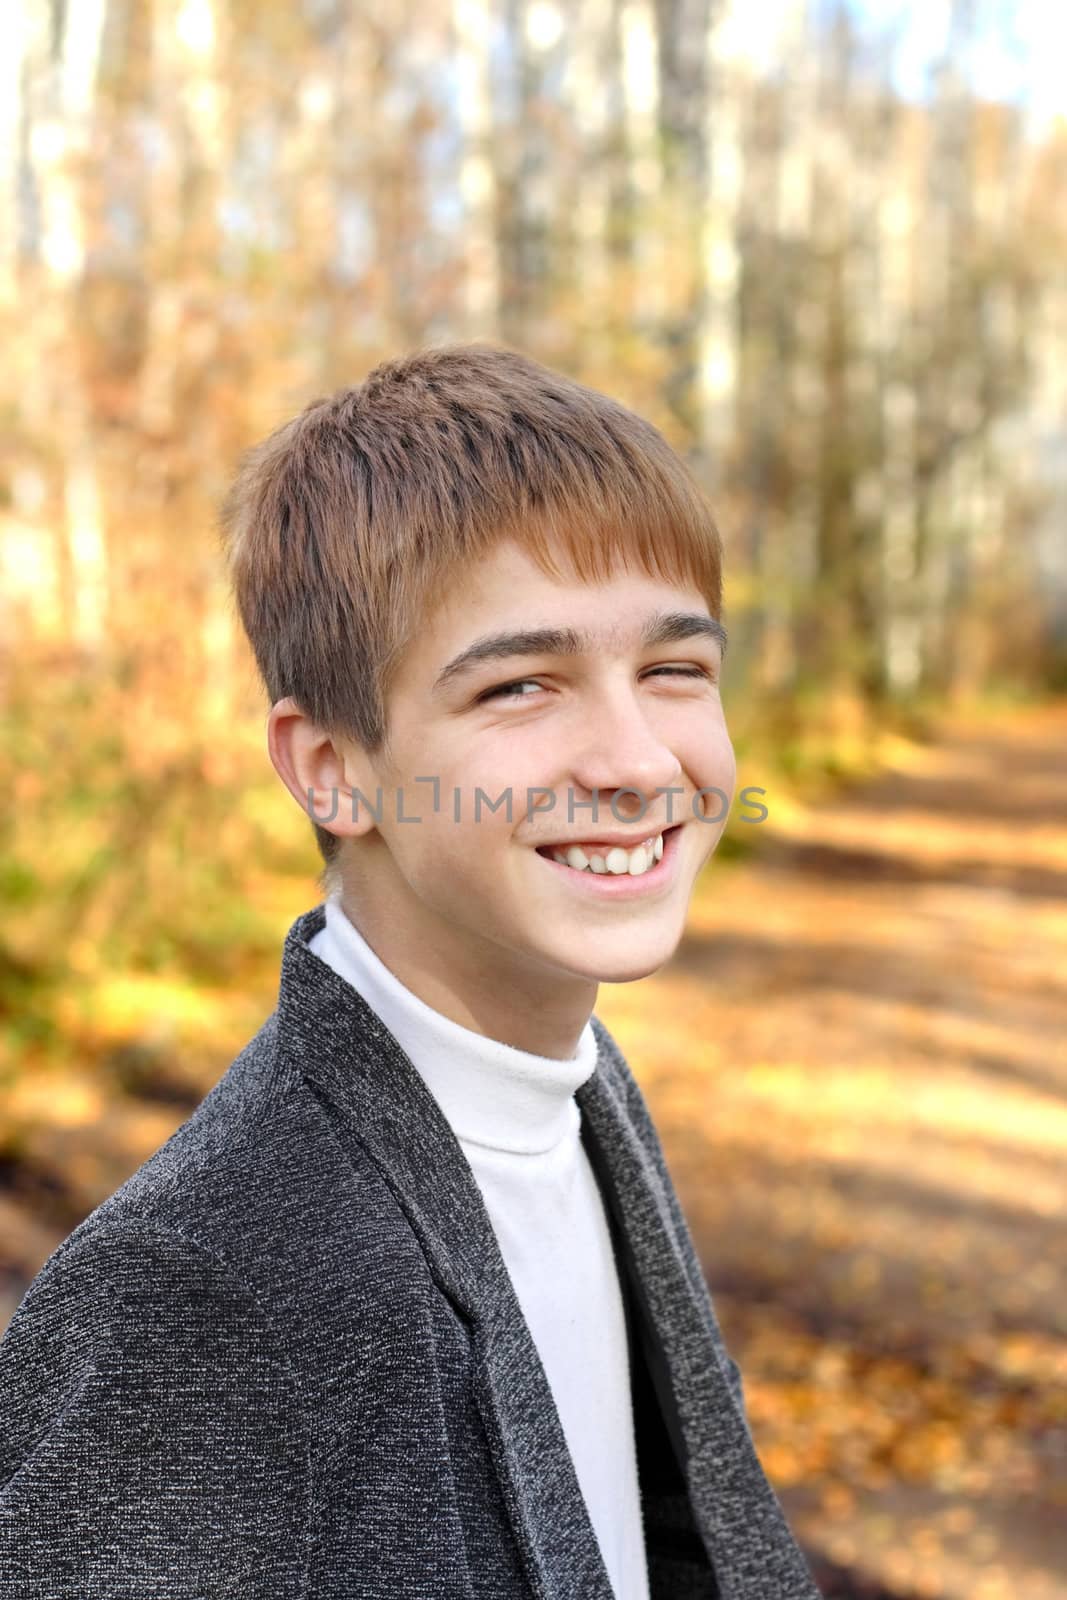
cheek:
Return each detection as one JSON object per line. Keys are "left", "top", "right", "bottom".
{"left": 394, "top": 816, "right": 512, "bottom": 906}
{"left": 719, "top": 735, "right": 738, "bottom": 791}
{"left": 685, "top": 715, "right": 735, "bottom": 789}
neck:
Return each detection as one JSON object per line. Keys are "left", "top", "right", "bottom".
{"left": 335, "top": 884, "right": 597, "bottom": 1059}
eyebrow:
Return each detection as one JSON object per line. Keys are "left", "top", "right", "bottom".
{"left": 431, "top": 610, "right": 728, "bottom": 695}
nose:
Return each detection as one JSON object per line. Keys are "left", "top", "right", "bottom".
{"left": 567, "top": 684, "right": 684, "bottom": 822}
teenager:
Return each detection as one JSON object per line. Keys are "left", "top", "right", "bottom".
{"left": 0, "top": 345, "right": 821, "bottom": 1598}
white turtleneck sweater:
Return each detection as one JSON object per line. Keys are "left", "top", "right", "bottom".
{"left": 308, "top": 893, "right": 650, "bottom": 1599}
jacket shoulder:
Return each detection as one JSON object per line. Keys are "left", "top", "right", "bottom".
{"left": 69, "top": 1008, "right": 417, "bottom": 1292}
{"left": 0, "top": 1211, "right": 311, "bottom": 1595}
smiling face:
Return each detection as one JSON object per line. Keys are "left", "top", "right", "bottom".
{"left": 273, "top": 538, "right": 735, "bottom": 1055}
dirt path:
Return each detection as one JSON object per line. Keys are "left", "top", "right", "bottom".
{"left": 597, "top": 700, "right": 1067, "bottom": 1600}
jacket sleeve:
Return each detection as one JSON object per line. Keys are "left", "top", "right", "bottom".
{"left": 0, "top": 1216, "right": 310, "bottom": 1598}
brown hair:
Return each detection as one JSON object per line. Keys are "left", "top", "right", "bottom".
{"left": 218, "top": 342, "right": 724, "bottom": 878}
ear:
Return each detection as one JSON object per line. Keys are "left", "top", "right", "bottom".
{"left": 266, "top": 697, "right": 378, "bottom": 840}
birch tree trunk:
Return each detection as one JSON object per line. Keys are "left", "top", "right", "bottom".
{"left": 24, "top": 0, "right": 109, "bottom": 649}
{"left": 498, "top": 0, "right": 565, "bottom": 348}
{"left": 696, "top": 0, "right": 743, "bottom": 487}
{"left": 453, "top": 0, "right": 500, "bottom": 335}
{"left": 932, "top": 0, "right": 985, "bottom": 699}
{"left": 562, "top": 0, "right": 613, "bottom": 358}
{"left": 0, "top": 4, "right": 28, "bottom": 312}
{"left": 877, "top": 97, "right": 923, "bottom": 699}
{"left": 809, "top": 9, "right": 865, "bottom": 710}
{"left": 650, "top": 0, "right": 703, "bottom": 430}
{"left": 619, "top": 0, "right": 663, "bottom": 327}
{"left": 747, "top": 0, "right": 817, "bottom": 697}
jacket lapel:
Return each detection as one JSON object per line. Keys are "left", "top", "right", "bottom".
{"left": 276, "top": 904, "right": 615, "bottom": 1600}
{"left": 577, "top": 1028, "right": 821, "bottom": 1600}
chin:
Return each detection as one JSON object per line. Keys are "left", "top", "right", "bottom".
{"left": 594, "top": 955, "right": 674, "bottom": 984}
{"left": 558, "top": 938, "right": 681, "bottom": 986}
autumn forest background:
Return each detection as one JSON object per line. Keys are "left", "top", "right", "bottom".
{"left": 1, "top": 1, "right": 1065, "bottom": 1596}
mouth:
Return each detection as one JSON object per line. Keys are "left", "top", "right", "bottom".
{"left": 534, "top": 824, "right": 685, "bottom": 897}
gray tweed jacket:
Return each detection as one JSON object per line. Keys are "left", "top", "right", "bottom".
{"left": 0, "top": 902, "right": 821, "bottom": 1599}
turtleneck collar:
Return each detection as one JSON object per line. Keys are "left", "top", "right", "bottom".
{"left": 309, "top": 893, "right": 600, "bottom": 1157}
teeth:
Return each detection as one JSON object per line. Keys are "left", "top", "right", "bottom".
{"left": 549, "top": 834, "right": 662, "bottom": 876}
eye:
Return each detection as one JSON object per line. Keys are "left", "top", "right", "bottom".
{"left": 477, "top": 678, "right": 545, "bottom": 703}
{"left": 645, "top": 665, "right": 715, "bottom": 683}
